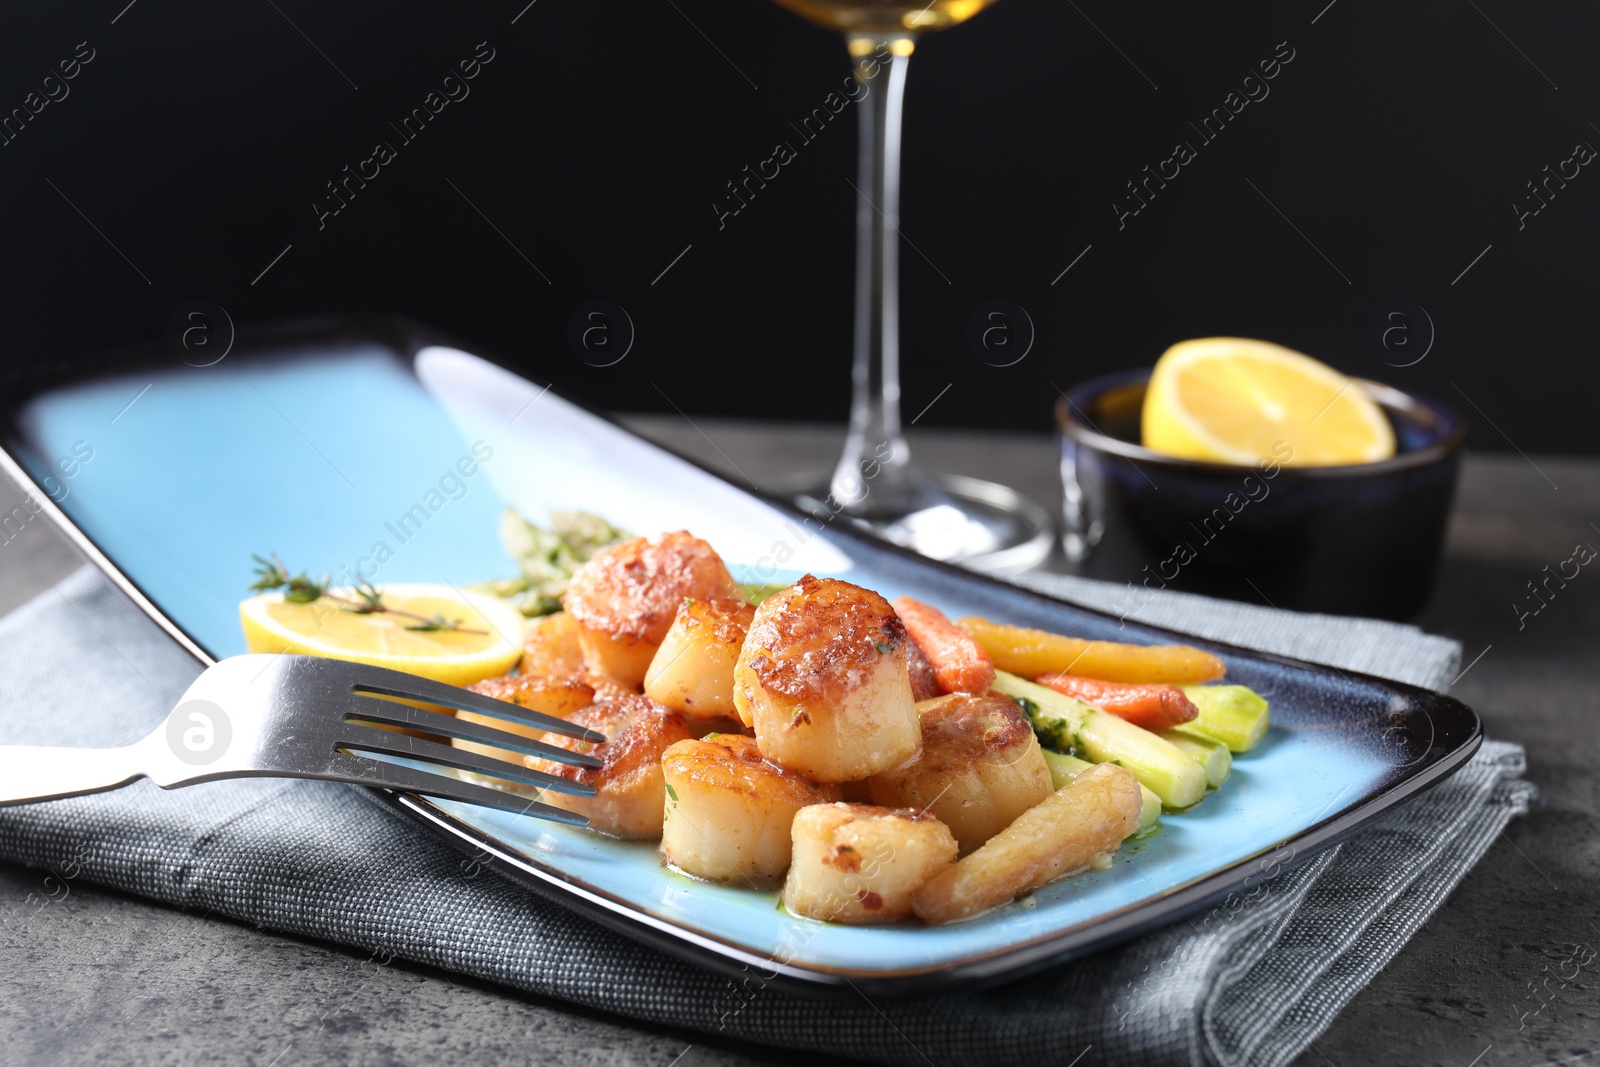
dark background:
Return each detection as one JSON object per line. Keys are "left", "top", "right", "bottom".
{"left": 1, "top": 0, "right": 1595, "bottom": 454}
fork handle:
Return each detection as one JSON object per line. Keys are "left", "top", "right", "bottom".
{"left": 0, "top": 743, "right": 147, "bottom": 806}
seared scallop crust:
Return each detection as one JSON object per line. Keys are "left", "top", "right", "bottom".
{"left": 561, "top": 531, "right": 743, "bottom": 687}
{"left": 528, "top": 694, "right": 692, "bottom": 839}
{"left": 868, "top": 692, "right": 1053, "bottom": 853}
{"left": 733, "top": 576, "right": 919, "bottom": 783}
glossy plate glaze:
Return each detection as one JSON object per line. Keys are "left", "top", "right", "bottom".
{"left": 0, "top": 319, "right": 1481, "bottom": 997}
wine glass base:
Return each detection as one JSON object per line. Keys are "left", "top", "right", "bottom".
{"left": 783, "top": 473, "right": 1054, "bottom": 574}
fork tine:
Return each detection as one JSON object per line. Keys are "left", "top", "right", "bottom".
{"left": 338, "top": 724, "right": 599, "bottom": 798}
{"left": 344, "top": 700, "right": 602, "bottom": 771}
{"left": 326, "top": 751, "right": 591, "bottom": 825}
{"left": 347, "top": 667, "right": 606, "bottom": 743}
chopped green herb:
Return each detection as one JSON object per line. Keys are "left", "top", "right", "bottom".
{"left": 874, "top": 642, "right": 894, "bottom": 654}
{"left": 250, "top": 554, "right": 329, "bottom": 603}
{"left": 665, "top": 783, "right": 679, "bottom": 803}
{"left": 737, "top": 582, "right": 787, "bottom": 605}
{"left": 404, "top": 612, "right": 469, "bottom": 632}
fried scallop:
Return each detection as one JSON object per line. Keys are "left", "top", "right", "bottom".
{"left": 561, "top": 531, "right": 744, "bottom": 688}
{"left": 518, "top": 611, "right": 587, "bottom": 681}
{"left": 526, "top": 694, "right": 692, "bottom": 839}
{"left": 659, "top": 734, "right": 842, "bottom": 884}
{"left": 451, "top": 669, "right": 593, "bottom": 751}
{"left": 732, "top": 576, "right": 919, "bottom": 784}
{"left": 512, "top": 611, "right": 635, "bottom": 702}
{"left": 782, "top": 803, "right": 958, "bottom": 924}
{"left": 644, "top": 597, "right": 755, "bottom": 722}
{"left": 466, "top": 673, "right": 597, "bottom": 718}
{"left": 868, "top": 692, "right": 1053, "bottom": 854}
{"left": 450, "top": 671, "right": 597, "bottom": 774}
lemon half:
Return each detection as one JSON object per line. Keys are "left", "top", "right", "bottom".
{"left": 239, "top": 583, "right": 523, "bottom": 688}
{"left": 1142, "top": 337, "right": 1396, "bottom": 466}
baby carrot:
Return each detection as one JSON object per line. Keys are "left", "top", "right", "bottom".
{"left": 893, "top": 596, "right": 997, "bottom": 695}
{"left": 1036, "top": 673, "right": 1199, "bottom": 732}
{"left": 957, "top": 617, "right": 1226, "bottom": 685}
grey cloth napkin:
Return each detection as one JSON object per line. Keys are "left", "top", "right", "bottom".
{"left": 0, "top": 567, "right": 1533, "bottom": 1067}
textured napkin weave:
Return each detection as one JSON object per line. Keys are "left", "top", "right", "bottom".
{"left": 0, "top": 568, "right": 1533, "bottom": 1067}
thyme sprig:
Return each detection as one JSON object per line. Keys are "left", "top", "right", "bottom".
{"left": 249, "top": 554, "right": 485, "bottom": 634}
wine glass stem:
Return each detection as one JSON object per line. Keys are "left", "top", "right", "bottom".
{"left": 830, "top": 36, "right": 935, "bottom": 518}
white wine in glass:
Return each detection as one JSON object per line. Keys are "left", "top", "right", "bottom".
{"left": 771, "top": 0, "right": 997, "bottom": 34}
{"left": 771, "top": 0, "right": 1052, "bottom": 570}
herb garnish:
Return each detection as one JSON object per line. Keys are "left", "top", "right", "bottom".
{"left": 476, "top": 509, "right": 630, "bottom": 617}
{"left": 249, "top": 554, "right": 484, "bottom": 633}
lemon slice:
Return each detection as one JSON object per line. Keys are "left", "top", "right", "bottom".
{"left": 1141, "top": 337, "right": 1396, "bottom": 466}
{"left": 239, "top": 583, "right": 523, "bottom": 688}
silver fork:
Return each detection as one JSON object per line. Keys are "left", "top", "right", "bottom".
{"left": 0, "top": 655, "right": 606, "bottom": 826}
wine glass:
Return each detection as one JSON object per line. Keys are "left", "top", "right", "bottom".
{"left": 770, "top": 0, "right": 1052, "bottom": 571}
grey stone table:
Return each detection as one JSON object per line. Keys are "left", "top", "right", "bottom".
{"left": 0, "top": 416, "right": 1595, "bottom": 1067}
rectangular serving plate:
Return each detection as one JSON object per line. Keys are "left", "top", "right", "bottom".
{"left": 0, "top": 317, "right": 1481, "bottom": 997}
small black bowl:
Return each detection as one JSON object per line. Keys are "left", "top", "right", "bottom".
{"left": 1055, "top": 370, "right": 1467, "bottom": 620}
